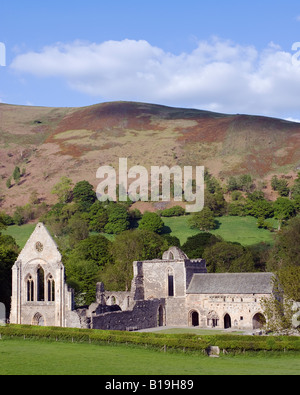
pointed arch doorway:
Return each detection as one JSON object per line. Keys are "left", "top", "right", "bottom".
{"left": 252, "top": 313, "right": 266, "bottom": 330}
{"left": 224, "top": 314, "right": 231, "bottom": 329}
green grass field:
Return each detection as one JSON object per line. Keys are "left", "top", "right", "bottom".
{"left": 0, "top": 338, "right": 299, "bottom": 375}
{"left": 2, "top": 215, "right": 276, "bottom": 249}
{"left": 3, "top": 224, "right": 36, "bottom": 249}
{"left": 162, "top": 215, "right": 277, "bottom": 246}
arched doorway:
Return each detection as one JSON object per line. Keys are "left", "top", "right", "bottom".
{"left": 207, "top": 311, "right": 219, "bottom": 328}
{"left": 224, "top": 314, "right": 231, "bottom": 329}
{"left": 253, "top": 313, "right": 266, "bottom": 330}
{"left": 32, "top": 312, "right": 45, "bottom": 326}
{"left": 157, "top": 305, "right": 165, "bottom": 327}
{"left": 190, "top": 311, "right": 199, "bottom": 327}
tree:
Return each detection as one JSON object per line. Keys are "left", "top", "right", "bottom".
{"left": 160, "top": 206, "right": 185, "bottom": 217}
{"left": 262, "top": 267, "right": 300, "bottom": 332}
{"left": 101, "top": 230, "right": 168, "bottom": 291}
{"left": 0, "top": 213, "right": 7, "bottom": 233}
{"left": 6, "top": 177, "right": 11, "bottom": 189}
{"left": 238, "top": 174, "right": 253, "bottom": 192}
{"left": 51, "top": 176, "right": 73, "bottom": 204}
{"left": 204, "top": 190, "right": 227, "bottom": 217}
{"left": 104, "top": 203, "right": 130, "bottom": 234}
{"left": 227, "top": 176, "right": 239, "bottom": 192}
{"left": 204, "top": 170, "right": 220, "bottom": 194}
{"left": 245, "top": 192, "right": 274, "bottom": 219}
{"left": 88, "top": 202, "right": 109, "bottom": 232}
{"left": 188, "top": 207, "right": 216, "bottom": 231}
{"left": 276, "top": 266, "right": 300, "bottom": 302}
{"left": 13, "top": 166, "right": 21, "bottom": 184}
{"left": 291, "top": 173, "right": 300, "bottom": 199}
{"left": 65, "top": 235, "right": 113, "bottom": 305}
{"left": 68, "top": 215, "right": 89, "bottom": 248}
{"left": 231, "top": 191, "right": 243, "bottom": 201}
{"left": 261, "top": 292, "right": 294, "bottom": 333}
{"left": 138, "top": 211, "right": 165, "bottom": 234}
{"left": 267, "top": 217, "right": 300, "bottom": 270}
{"left": 65, "top": 259, "right": 102, "bottom": 306}
{"left": 0, "top": 229, "right": 18, "bottom": 314}
{"left": 68, "top": 234, "right": 112, "bottom": 267}
{"left": 273, "top": 198, "right": 296, "bottom": 221}
{"left": 73, "top": 180, "right": 96, "bottom": 211}
{"left": 203, "top": 241, "right": 256, "bottom": 273}
{"left": 162, "top": 234, "right": 181, "bottom": 248}
{"left": 182, "top": 232, "right": 220, "bottom": 259}
{"left": 271, "top": 176, "right": 290, "bottom": 197}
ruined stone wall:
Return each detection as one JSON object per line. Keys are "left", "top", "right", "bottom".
{"left": 141, "top": 260, "right": 187, "bottom": 300}
{"left": 165, "top": 297, "right": 187, "bottom": 326}
{"left": 91, "top": 299, "right": 165, "bottom": 331}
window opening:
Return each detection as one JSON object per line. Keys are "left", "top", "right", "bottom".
{"left": 37, "top": 267, "right": 45, "bottom": 302}
{"left": 27, "top": 276, "right": 34, "bottom": 302}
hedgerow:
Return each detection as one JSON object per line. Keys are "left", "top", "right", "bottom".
{"left": 0, "top": 325, "right": 300, "bottom": 352}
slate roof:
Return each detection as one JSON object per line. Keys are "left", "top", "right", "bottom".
{"left": 187, "top": 273, "right": 274, "bottom": 295}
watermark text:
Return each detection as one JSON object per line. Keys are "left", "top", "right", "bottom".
{"left": 96, "top": 158, "right": 204, "bottom": 213}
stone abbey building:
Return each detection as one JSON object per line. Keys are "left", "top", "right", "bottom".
{"left": 10, "top": 223, "right": 274, "bottom": 331}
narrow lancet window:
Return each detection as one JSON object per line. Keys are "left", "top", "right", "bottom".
{"left": 168, "top": 269, "right": 174, "bottom": 297}
{"left": 47, "top": 275, "right": 55, "bottom": 302}
{"left": 27, "top": 276, "right": 34, "bottom": 302}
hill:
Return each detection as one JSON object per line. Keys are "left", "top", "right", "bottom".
{"left": 1, "top": 101, "right": 300, "bottom": 211}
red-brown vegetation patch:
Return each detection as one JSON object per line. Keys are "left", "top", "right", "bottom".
{"left": 176, "top": 116, "right": 234, "bottom": 144}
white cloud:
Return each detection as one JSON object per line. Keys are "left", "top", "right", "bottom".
{"left": 10, "top": 38, "right": 300, "bottom": 118}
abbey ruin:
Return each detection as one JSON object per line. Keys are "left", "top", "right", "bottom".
{"left": 10, "top": 223, "right": 273, "bottom": 331}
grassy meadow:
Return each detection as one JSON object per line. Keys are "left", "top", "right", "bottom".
{"left": 3, "top": 224, "right": 36, "bottom": 248}
{"left": 0, "top": 338, "right": 299, "bottom": 376}
{"left": 2, "top": 215, "right": 277, "bottom": 249}
{"left": 162, "top": 215, "right": 277, "bottom": 246}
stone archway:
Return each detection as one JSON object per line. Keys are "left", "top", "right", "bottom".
{"left": 224, "top": 313, "right": 232, "bottom": 329}
{"left": 207, "top": 311, "right": 219, "bottom": 328}
{"left": 252, "top": 313, "right": 266, "bottom": 330}
{"left": 189, "top": 310, "right": 199, "bottom": 327}
{"left": 32, "top": 312, "right": 45, "bottom": 326}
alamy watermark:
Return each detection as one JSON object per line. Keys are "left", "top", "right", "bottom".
{"left": 96, "top": 158, "right": 204, "bottom": 213}
{"left": 0, "top": 42, "right": 6, "bottom": 67}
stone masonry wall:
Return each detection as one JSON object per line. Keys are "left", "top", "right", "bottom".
{"left": 91, "top": 299, "right": 165, "bottom": 331}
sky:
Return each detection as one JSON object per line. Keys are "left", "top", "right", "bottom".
{"left": 1, "top": 0, "right": 300, "bottom": 120}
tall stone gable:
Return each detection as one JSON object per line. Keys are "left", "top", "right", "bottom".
{"left": 10, "top": 223, "right": 80, "bottom": 327}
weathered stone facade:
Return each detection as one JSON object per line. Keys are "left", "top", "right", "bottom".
{"left": 10, "top": 223, "right": 81, "bottom": 327}
{"left": 10, "top": 224, "right": 274, "bottom": 331}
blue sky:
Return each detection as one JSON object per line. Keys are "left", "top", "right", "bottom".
{"left": 1, "top": 0, "right": 300, "bottom": 120}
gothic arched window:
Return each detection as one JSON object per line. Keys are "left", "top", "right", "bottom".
{"left": 27, "top": 275, "right": 34, "bottom": 302}
{"left": 47, "top": 275, "right": 55, "bottom": 302}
